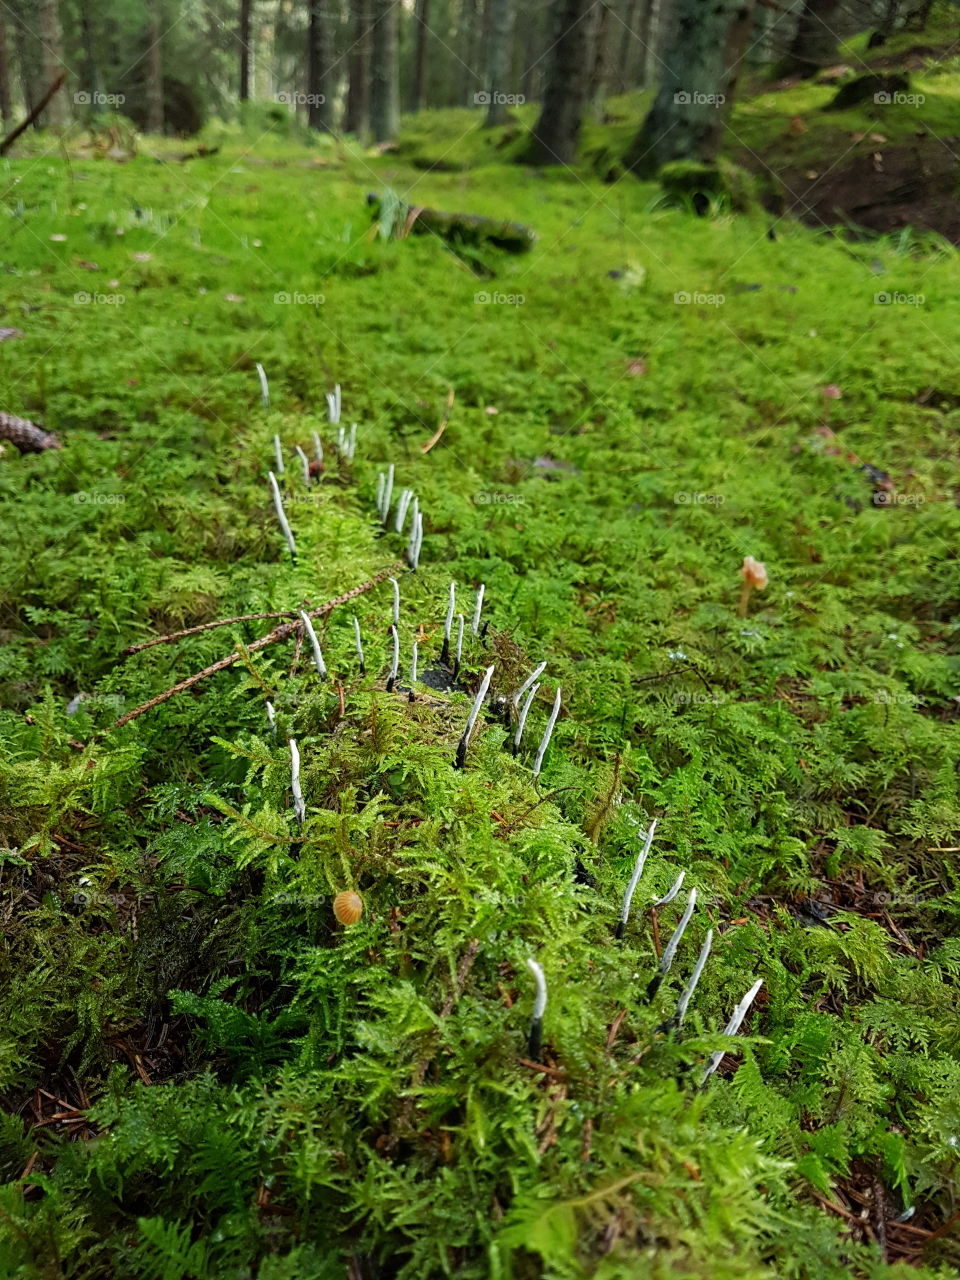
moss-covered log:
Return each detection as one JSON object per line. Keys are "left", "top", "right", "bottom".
{"left": 367, "top": 192, "right": 536, "bottom": 252}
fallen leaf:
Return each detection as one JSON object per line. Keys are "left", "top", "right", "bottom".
{"left": 76, "top": 260, "right": 99, "bottom": 271}
{"left": 0, "top": 328, "right": 23, "bottom": 342}
{"left": 624, "top": 357, "right": 647, "bottom": 376}
{"left": 788, "top": 116, "right": 807, "bottom": 135}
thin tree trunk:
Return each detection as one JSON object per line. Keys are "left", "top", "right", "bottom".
{"left": 413, "top": 0, "right": 430, "bottom": 112}
{"left": 37, "top": 0, "right": 69, "bottom": 130}
{"left": 625, "top": 0, "right": 757, "bottom": 177}
{"left": 345, "top": 1, "right": 372, "bottom": 136}
{"left": 0, "top": 15, "right": 12, "bottom": 127}
{"left": 588, "top": 1, "right": 613, "bottom": 119}
{"left": 145, "top": 1, "right": 164, "bottom": 133}
{"left": 370, "top": 0, "right": 399, "bottom": 141}
{"left": 77, "top": 0, "right": 103, "bottom": 105}
{"left": 780, "top": 0, "right": 842, "bottom": 78}
{"left": 642, "top": 0, "right": 663, "bottom": 88}
{"left": 239, "top": 0, "right": 252, "bottom": 101}
{"left": 308, "top": 0, "right": 333, "bottom": 129}
{"left": 615, "top": 0, "right": 643, "bottom": 92}
{"left": 522, "top": 0, "right": 599, "bottom": 165}
{"left": 484, "top": 0, "right": 515, "bottom": 125}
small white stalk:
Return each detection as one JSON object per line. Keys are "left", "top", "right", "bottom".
{"left": 654, "top": 871, "right": 685, "bottom": 907}
{"left": 382, "top": 464, "right": 395, "bottom": 524}
{"left": 513, "top": 682, "right": 539, "bottom": 755}
{"left": 389, "top": 577, "right": 400, "bottom": 626}
{"left": 295, "top": 444, "right": 311, "bottom": 487}
{"left": 526, "top": 957, "right": 547, "bottom": 1059}
{"left": 256, "top": 362, "right": 270, "bottom": 408}
{"left": 375, "top": 471, "right": 386, "bottom": 516}
{"left": 268, "top": 471, "right": 297, "bottom": 562}
{"left": 701, "top": 979, "right": 764, "bottom": 1086}
{"left": 647, "top": 888, "right": 697, "bottom": 1000}
{"left": 299, "top": 611, "right": 327, "bottom": 680}
{"left": 615, "top": 817, "right": 658, "bottom": 939}
{"left": 532, "top": 687, "right": 562, "bottom": 779}
{"left": 409, "top": 511, "right": 424, "bottom": 570}
{"left": 512, "top": 662, "right": 546, "bottom": 708}
{"left": 454, "top": 613, "right": 465, "bottom": 677}
{"left": 660, "top": 888, "right": 697, "bottom": 975}
{"left": 326, "top": 384, "right": 341, "bottom": 425}
{"left": 386, "top": 624, "right": 400, "bottom": 691}
{"left": 273, "top": 434, "right": 285, "bottom": 474}
{"left": 441, "top": 582, "right": 456, "bottom": 662}
{"left": 312, "top": 431, "right": 324, "bottom": 467}
{"left": 406, "top": 497, "right": 420, "bottom": 562}
{"left": 472, "top": 584, "right": 485, "bottom": 635}
{"left": 289, "top": 737, "right": 305, "bottom": 825}
{"left": 675, "top": 930, "right": 712, "bottom": 1027}
{"left": 394, "top": 488, "right": 414, "bottom": 534}
{"left": 455, "top": 664, "right": 494, "bottom": 767}
{"left": 346, "top": 423, "right": 357, "bottom": 461}
{"left": 353, "top": 616, "right": 365, "bottom": 674}
{"left": 265, "top": 700, "right": 276, "bottom": 733}
{"left": 409, "top": 640, "right": 418, "bottom": 701}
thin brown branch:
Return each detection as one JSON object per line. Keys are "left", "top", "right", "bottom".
{"left": 0, "top": 74, "right": 67, "bottom": 156}
{"left": 112, "top": 565, "right": 401, "bottom": 729}
{"left": 123, "top": 610, "right": 300, "bottom": 656}
{"left": 421, "top": 386, "right": 455, "bottom": 454}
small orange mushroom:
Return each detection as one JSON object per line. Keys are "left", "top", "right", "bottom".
{"left": 333, "top": 891, "right": 363, "bottom": 925}
{"left": 738, "top": 556, "right": 768, "bottom": 617}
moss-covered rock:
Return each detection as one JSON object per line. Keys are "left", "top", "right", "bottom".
{"left": 657, "top": 158, "right": 760, "bottom": 214}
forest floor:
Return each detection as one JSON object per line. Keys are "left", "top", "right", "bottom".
{"left": 1, "top": 31, "right": 960, "bottom": 1280}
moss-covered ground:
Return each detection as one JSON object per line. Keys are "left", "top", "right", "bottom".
{"left": 1, "top": 68, "right": 960, "bottom": 1278}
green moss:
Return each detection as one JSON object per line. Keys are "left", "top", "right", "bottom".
{"left": 1, "top": 48, "right": 960, "bottom": 1278}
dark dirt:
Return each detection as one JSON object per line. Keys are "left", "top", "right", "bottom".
{"left": 764, "top": 134, "right": 960, "bottom": 242}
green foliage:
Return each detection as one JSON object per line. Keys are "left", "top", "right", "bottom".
{"left": 2, "top": 63, "right": 960, "bottom": 1276}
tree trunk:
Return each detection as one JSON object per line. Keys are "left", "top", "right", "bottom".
{"left": 370, "top": 0, "right": 399, "bottom": 141}
{"left": 0, "top": 14, "right": 12, "bottom": 128}
{"left": 625, "top": 0, "right": 757, "bottom": 178}
{"left": 413, "top": 0, "right": 430, "bottom": 112}
{"left": 37, "top": 0, "right": 69, "bottom": 130}
{"left": 615, "top": 0, "right": 643, "bottom": 92}
{"left": 780, "top": 0, "right": 842, "bottom": 79}
{"left": 145, "top": 1, "right": 164, "bottom": 133}
{"left": 239, "top": 0, "right": 252, "bottom": 101}
{"left": 308, "top": 0, "right": 333, "bottom": 130}
{"left": 484, "top": 0, "right": 515, "bottom": 125}
{"left": 77, "top": 0, "right": 104, "bottom": 107}
{"left": 345, "top": 1, "right": 372, "bottom": 136}
{"left": 588, "top": 1, "right": 613, "bottom": 120}
{"left": 642, "top": 0, "right": 664, "bottom": 88}
{"left": 522, "top": 0, "right": 599, "bottom": 165}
